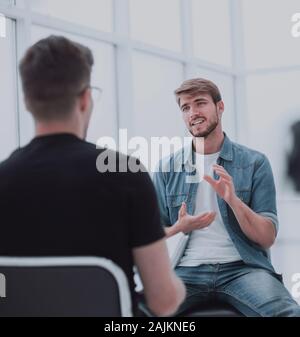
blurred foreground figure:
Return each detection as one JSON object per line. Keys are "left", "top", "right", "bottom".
{"left": 287, "top": 121, "right": 300, "bottom": 192}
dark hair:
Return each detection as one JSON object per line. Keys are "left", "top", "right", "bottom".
{"left": 174, "top": 78, "right": 222, "bottom": 106}
{"left": 287, "top": 120, "right": 300, "bottom": 191}
{"left": 19, "top": 35, "right": 94, "bottom": 121}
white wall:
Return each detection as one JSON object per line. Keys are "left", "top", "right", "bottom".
{"left": 241, "top": 0, "right": 300, "bottom": 303}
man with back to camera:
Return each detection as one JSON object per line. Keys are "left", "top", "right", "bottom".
{"left": 0, "top": 35, "right": 185, "bottom": 316}
{"left": 153, "top": 78, "right": 300, "bottom": 316}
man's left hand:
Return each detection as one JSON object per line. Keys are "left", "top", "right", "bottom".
{"left": 204, "top": 164, "right": 237, "bottom": 206}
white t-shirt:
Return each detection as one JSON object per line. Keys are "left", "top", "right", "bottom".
{"left": 178, "top": 151, "right": 242, "bottom": 267}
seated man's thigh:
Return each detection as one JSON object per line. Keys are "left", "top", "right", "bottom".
{"left": 218, "top": 268, "right": 300, "bottom": 317}
{"left": 176, "top": 283, "right": 211, "bottom": 316}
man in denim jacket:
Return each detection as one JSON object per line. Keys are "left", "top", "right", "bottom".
{"left": 153, "top": 78, "right": 300, "bottom": 316}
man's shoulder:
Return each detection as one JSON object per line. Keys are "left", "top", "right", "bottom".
{"left": 0, "top": 147, "right": 25, "bottom": 174}
{"left": 231, "top": 140, "right": 268, "bottom": 165}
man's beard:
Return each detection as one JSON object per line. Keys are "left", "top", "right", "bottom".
{"left": 189, "top": 114, "right": 219, "bottom": 138}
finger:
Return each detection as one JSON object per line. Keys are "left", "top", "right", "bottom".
{"left": 214, "top": 169, "right": 232, "bottom": 182}
{"left": 214, "top": 166, "right": 228, "bottom": 173}
{"left": 195, "top": 211, "right": 215, "bottom": 222}
{"left": 178, "top": 202, "right": 187, "bottom": 218}
{"left": 213, "top": 165, "right": 231, "bottom": 176}
{"left": 179, "top": 202, "right": 186, "bottom": 216}
{"left": 203, "top": 175, "right": 217, "bottom": 187}
{"left": 202, "top": 219, "right": 214, "bottom": 228}
{"left": 198, "top": 216, "right": 215, "bottom": 229}
{"left": 196, "top": 214, "right": 211, "bottom": 224}
{"left": 193, "top": 212, "right": 210, "bottom": 222}
{"left": 214, "top": 167, "right": 231, "bottom": 177}
{"left": 194, "top": 212, "right": 216, "bottom": 229}
{"left": 203, "top": 213, "right": 217, "bottom": 225}
{"left": 213, "top": 164, "right": 224, "bottom": 170}
{"left": 208, "top": 212, "right": 217, "bottom": 221}
{"left": 195, "top": 211, "right": 215, "bottom": 218}
{"left": 214, "top": 170, "right": 232, "bottom": 181}
{"left": 215, "top": 177, "right": 232, "bottom": 187}
{"left": 213, "top": 164, "right": 227, "bottom": 171}
{"left": 203, "top": 212, "right": 216, "bottom": 222}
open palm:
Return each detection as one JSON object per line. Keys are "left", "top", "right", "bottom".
{"left": 177, "top": 202, "right": 216, "bottom": 234}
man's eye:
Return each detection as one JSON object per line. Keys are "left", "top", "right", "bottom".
{"left": 182, "top": 107, "right": 189, "bottom": 112}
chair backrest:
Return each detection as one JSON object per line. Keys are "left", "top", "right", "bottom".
{"left": 0, "top": 257, "right": 132, "bottom": 317}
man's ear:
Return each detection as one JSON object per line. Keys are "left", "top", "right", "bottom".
{"left": 217, "top": 101, "right": 225, "bottom": 115}
{"left": 79, "top": 88, "right": 91, "bottom": 113}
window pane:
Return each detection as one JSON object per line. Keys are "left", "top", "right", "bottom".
{"left": 0, "top": 17, "right": 18, "bottom": 161}
{"left": 192, "top": 0, "right": 232, "bottom": 66}
{"left": 132, "top": 52, "right": 184, "bottom": 171}
{"left": 243, "top": 0, "right": 300, "bottom": 69}
{"left": 30, "top": 0, "right": 112, "bottom": 32}
{"left": 246, "top": 72, "right": 300, "bottom": 197}
{"left": 0, "top": 0, "right": 14, "bottom": 7}
{"left": 194, "top": 69, "right": 236, "bottom": 140}
{"left": 28, "top": 25, "right": 117, "bottom": 144}
{"left": 132, "top": 52, "right": 184, "bottom": 139}
{"left": 130, "top": 0, "right": 182, "bottom": 52}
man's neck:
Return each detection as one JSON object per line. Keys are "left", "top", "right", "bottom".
{"left": 193, "top": 130, "right": 224, "bottom": 155}
{"left": 35, "top": 122, "right": 83, "bottom": 139}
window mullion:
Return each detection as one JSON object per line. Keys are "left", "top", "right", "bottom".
{"left": 113, "top": 0, "right": 135, "bottom": 141}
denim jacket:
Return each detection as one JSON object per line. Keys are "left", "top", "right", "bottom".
{"left": 153, "top": 133, "right": 279, "bottom": 275}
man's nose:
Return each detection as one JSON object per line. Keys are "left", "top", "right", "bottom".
{"left": 189, "top": 106, "right": 200, "bottom": 118}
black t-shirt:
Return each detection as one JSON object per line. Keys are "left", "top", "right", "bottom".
{"left": 0, "top": 133, "right": 165, "bottom": 303}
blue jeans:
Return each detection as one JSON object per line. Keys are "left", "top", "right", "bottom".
{"left": 175, "top": 261, "right": 300, "bottom": 317}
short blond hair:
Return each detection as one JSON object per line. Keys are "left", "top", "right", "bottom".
{"left": 175, "top": 78, "right": 222, "bottom": 106}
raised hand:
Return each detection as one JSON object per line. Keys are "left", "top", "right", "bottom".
{"left": 204, "top": 164, "right": 237, "bottom": 205}
{"left": 176, "top": 202, "right": 216, "bottom": 234}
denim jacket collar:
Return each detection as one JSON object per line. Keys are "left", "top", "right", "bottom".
{"left": 219, "top": 133, "right": 233, "bottom": 162}
{"left": 181, "top": 133, "right": 233, "bottom": 169}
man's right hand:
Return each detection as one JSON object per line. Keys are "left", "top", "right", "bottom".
{"left": 176, "top": 202, "right": 216, "bottom": 234}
